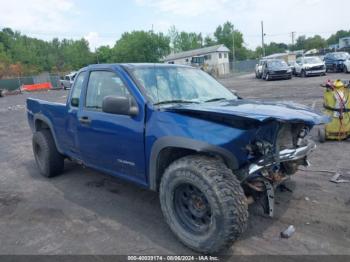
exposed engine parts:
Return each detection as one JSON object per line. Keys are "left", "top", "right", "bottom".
{"left": 243, "top": 123, "right": 314, "bottom": 217}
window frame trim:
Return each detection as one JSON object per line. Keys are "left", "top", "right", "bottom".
{"left": 83, "top": 68, "right": 137, "bottom": 113}
{"left": 69, "top": 70, "right": 86, "bottom": 108}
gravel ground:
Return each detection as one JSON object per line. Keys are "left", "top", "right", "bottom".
{"left": 0, "top": 73, "right": 349, "bottom": 255}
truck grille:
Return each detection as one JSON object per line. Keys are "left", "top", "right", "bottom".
{"left": 309, "top": 65, "right": 324, "bottom": 70}
{"left": 274, "top": 70, "right": 287, "bottom": 74}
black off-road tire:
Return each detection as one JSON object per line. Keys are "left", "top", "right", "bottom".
{"left": 159, "top": 155, "right": 248, "bottom": 254}
{"left": 32, "top": 130, "right": 64, "bottom": 177}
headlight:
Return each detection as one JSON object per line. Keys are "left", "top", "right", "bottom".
{"left": 304, "top": 66, "right": 310, "bottom": 70}
{"left": 247, "top": 140, "right": 273, "bottom": 157}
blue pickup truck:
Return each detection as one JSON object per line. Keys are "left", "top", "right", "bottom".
{"left": 27, "top": 63, "right": 327, "bottom": 253}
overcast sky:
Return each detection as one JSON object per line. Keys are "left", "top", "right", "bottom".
{"left": 0, "top": 0, "right": 349, "bottom": 50}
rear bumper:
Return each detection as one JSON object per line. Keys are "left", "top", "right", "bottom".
{"left": 248, "top": 140, "right": 316, "bottom": 175}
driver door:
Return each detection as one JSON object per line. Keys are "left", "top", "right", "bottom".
{"left": 77, "top": 69, "right": 146, "bottom": 183}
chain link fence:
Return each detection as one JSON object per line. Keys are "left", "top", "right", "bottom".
{"left": 0, "top": 73, "right": 61, "bottom": 91}
{"left": 229, "top": 59, "right": 258, "bottom": 74}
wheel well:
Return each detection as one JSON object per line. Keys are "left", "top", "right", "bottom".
{"left": 154, "top": 147, "right": 227, "bottom": 191}
{"left": 35, "top": 119, "right": 50, "bottom": 131}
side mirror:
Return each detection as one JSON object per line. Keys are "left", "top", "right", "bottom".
{"left": 102, "top": 96, "right": 139, "bottom": 116}
{"left": 71, "top": 97, "right": 79, "bottom": 107}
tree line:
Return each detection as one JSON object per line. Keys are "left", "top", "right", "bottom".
{"left": 0, "top": 23, "right": 349, "bottom": 78}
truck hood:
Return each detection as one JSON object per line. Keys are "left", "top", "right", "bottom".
{"left": 165, "top": 99, "right": 329, "bottom": 126}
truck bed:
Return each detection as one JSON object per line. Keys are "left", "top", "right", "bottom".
{"left": 27, "top": 98, "right": 68, "bottom": 153}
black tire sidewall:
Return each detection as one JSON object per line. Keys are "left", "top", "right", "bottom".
{"left": 160, "top": 170, "right": 224, "bottom": 248}
{"left": 33, "top": 132, "right": 50, "bottom": 176}
{"left": 32, "top": 130, "right": 63, "bottom": 177}
{"left": 159, "top": 156, "right": 248, "bottom": 253}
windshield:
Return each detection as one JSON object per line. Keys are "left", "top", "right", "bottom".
{"left": 267, "top": 60, "right": 287, "bottom": 68}
{"left": 130, "top": 66, "right": 237, "bottom": 104}
{"left": 333, "top": 52, "right": 349, "bottom": 59}
{"left": 304, "top": 57, "right": 322, "bottom": 64}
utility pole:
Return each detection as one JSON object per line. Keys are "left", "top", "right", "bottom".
{"left": 95, "top": 48, "right": 99, "bottom": 64}
{"left": 232, "top": 24, "right": 235, "bottom": 62}
{"left": 261, "top": 21, "right": 265, "bottom": 57}
{"left": 291, "top": 31, "right": 296, "bottom": 47}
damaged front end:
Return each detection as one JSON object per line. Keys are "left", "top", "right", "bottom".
{"left": 241, "top": 122, "right": 316, "bottom": 217}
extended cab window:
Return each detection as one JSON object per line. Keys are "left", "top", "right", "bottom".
{"left": 85, "top": 71, "right": 130, "bottom": 109}
{"left": 70, "top": 72, "right": 85, "bottom": 107}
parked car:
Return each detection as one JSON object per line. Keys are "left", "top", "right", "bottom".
{"left": 294, "top": 56, "right": 326, "bottom": 77}
{"left": 324, "top": 52, "right": 350, "bottom": 72}
{"left": 255, "top": 59, "right": 267, "bottom": 78}
{"left": 27, "top": 63, "right": 327, "bottom": 254}
{"left": 343, "top": 57, "right": 350, "bottom": 73}
{"left": 59, "top": 72, "right": 77, "bottom": 90}
{"left": 288, "top": 61, "right": 297, "bottom": 75}
{"left": 262, "top": 59, "right": 292, "bottom": 80}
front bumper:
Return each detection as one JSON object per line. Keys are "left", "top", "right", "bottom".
{"left": 269, "top": 73, "right": 292, "bottom": 79}
{"left": 248, "top": 139, "right": 316, "bottom": 175}
{"left": 305, "top": 69, "right": 326, "bottom": 75}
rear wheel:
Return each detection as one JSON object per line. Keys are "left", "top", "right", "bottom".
{"left": 159, "top": 155, "right": 248, "bottom": 254}
{"left": 32, "top": 130, "right": 64, "bottom": 177}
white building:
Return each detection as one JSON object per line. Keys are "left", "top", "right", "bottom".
{"left": 339, "top": 37, "right": 350, "bottom": 49}
{"left": 163, "top": 44, "right": 230, "bottom": 76}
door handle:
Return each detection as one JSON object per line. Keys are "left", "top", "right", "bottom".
{"left": 79, "top": 116, "right": 91, "bottom": 125}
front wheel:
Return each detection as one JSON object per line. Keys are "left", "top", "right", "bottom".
{"left": 301, "top": 70, "right": 307, "bottom": 78}
{"left": 159, "top": 155, "right": 248, "bottom": 254}
{"left": 265, "top": 73, "right": 270, "bottom": 81}
{"left": 344, "top": 65, "right": 349, "bottom": 73}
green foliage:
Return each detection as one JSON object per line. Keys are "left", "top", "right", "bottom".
{"left": 111, "top": 31, "right": 170, "bottom": 63}
{"left": 96, "top": 45, "right": 113, "bottom": 63}
{"left": 213, "top": 21, "right": 245, "bottom": 60}
{"left": 203, "top": 36, "right": 216, "bottom": 47}
{"left": 1, "top": 24, "right": 350, "bottom": 78}
{"left": 168, "top": 26, "right": 202, "bottom": 52}
{"left": 327, "top": 30, "right": 350, "bottom": 45}
{"left": 0, "top": 28, "right": 94, "bottom": 77}
{"left": 294, "top": 35, "right": 327, "bottom": 50}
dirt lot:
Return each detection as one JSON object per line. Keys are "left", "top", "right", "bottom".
{"left": 0, "top": 73, "right": 349, "bottom": 255}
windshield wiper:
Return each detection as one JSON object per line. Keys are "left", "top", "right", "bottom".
{"left": 154, "top": 100, "right": 199, "bottom": 106}
{"left": 204, "top": 98, "right": 227, "bottom": 103}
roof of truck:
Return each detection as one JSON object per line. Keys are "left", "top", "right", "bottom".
{"left": 81, "top": 63, "right": 192, "bottom": 71}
